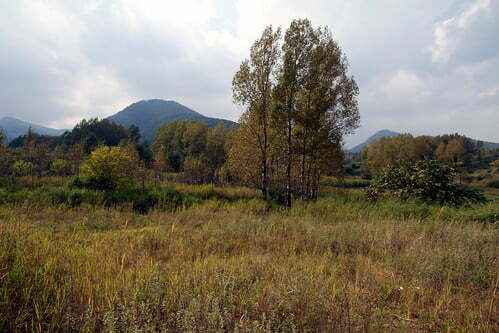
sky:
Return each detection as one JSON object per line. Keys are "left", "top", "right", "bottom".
{"left": 0, "top": 0, "right": 498, "bottom": 147}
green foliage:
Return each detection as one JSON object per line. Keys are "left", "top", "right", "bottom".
{"left": 108, "top": 99, "right": 237, "bottom": 142}
{"left": 80, "top": 146, "right": 136, "bottom": 191}
{"left": 362, "top": 133, "right": 490, "bottom": 175}
{"left": 182, "top": 156, "right": 212, "bottom": 184}
{"left": 11, "top": 159, "right": 34, "bottom": 177}
{"left": 486, "top": 180, "right": 499, "bottom": 188}
{"left": 51, "top": 158, "right": 70, "bottom": 176}
{"left": 321, "top": 177, "right": 371, "bottom": 188}
{"left": 229, "top": 19, "right": 359, "bottom": 205}
{"left": 0, "top": 186, "right": 196, "bottom": 213}
{"left": 154, "top": 120, "right": 233, "bottom": 176}
{"left": 167, "top": 151, "right": 182, "bottom": 172}
{"left": 61, "top": 118, "right": 132, "bottom": 152}
{"left": 366, "top": 160, "right": 487, "bottom": 206}
{"left": 8, "top": 131, "right": 61, "bottom": 148}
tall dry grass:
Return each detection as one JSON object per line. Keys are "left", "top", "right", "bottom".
{"left": 0, "top": 193, "right": 497, "bottom": 332}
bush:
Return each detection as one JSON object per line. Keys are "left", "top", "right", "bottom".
{"left": 322, "top": 178, "right": 371, "bottom": 189}
{"left": 268, "top": 185, "right": 287, "bottom": 205}
{"left": 51, "top": 159, "right": 70, "bottom": 176}
{"left": 366, "top": 160, "right": 486, "bottom": 206}
{"left": 182, "top": 156, "right": 213, "bottom": 184}
{"left": 486, "top": 180, "right": 499, "bottom": 188}
{"left": 11, "top": 160, "right": 34, "bottom": 177}
{"left": 80, "top": 146, "right": 136, "bottom": 191}
{"left": 0, "top": 185, "right": 196, "bottom": 214}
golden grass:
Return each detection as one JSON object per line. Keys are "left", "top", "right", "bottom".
{"left": 0, "top": 196, "right": 498, "bottom": 332}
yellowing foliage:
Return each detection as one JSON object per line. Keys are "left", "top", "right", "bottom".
{"left": 80, "top": 146, "right": 136, "bottom": 191}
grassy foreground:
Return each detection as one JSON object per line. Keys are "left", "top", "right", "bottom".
{"left": 0, "top": 192, "right": 498, "bottom": 332}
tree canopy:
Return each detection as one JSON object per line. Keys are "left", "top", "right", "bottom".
{"left": 228, "top": 19, "right": 360, "bottom": 205}
{"left": 362, "top": 133, "right": 485, "bottom": 175}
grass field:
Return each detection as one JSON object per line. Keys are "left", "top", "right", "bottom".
{"left": 1, "top": 185, "right": 497, "bottom": 332}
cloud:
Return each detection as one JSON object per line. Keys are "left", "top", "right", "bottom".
{"left": 0, "top": 0, "right": 497, "bottom": 145}
{"left": 480, "top": 85, "right": 499, "bottom": 97}
{"left": 382, "top": 70, "right": 426, "bottom": 102}
{"left": 430, "top": 0, "right": 492, "bottom": 63}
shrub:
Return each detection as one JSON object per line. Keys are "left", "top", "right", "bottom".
{"left": 322, "top": 178, "right": 371, "bottom": 189}
{"left": 80, "top": 146, "right": 136, "bottom": 191}
{"left": 51, "top": 159, "right": 70, "bottom": 176}
{"left": 366, "top": 160, "right": 486, "bottom": 206}
{"left": 0, "top": 186, "right": 196, "bottom": 214}
{"left": 486, "top": 180, "right": 499, "bottom": 188}
{"left": 182, "top": 156, "right": 213, "bottom": 184}
{"left": 11, "top": 160, "right": 34, "bottom": 177}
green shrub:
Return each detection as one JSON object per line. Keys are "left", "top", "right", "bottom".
{"left": 11, "top": 160, "right": 34, "bottom": 177}
{"left": 268, "top": 185, "right": 287, "bottom": 205}
{"left": 366, "top": 160, "right": 487, "bottom": 206}
{"left": 80, "top": 146, "right": 136, "bottom": 191}
{"left": 486, "top": 180, "right": 499, "bottom": 188}
{"left": 0, "top": 188, "right": 7, "bottom": 204}
{"left": 322, "top": 179, "right": 371, "bottom": 188}
{"left": 0, "top": 185, "right": 196, "bottom": 214}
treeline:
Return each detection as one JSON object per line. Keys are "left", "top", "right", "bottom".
{"left": 0, "top": 117, "right": 235, "bottom": 186}
{"left": 0, "top": 118, "right": 152, "bottom": 181}
{"left": 361, "top": 133, "right": 499, "bottom": 175}
{"left": 153, "top": 121, "right": 233, "bottom": 184}
{"left": 1, "top": 19, "right": 361, "bottom": 208}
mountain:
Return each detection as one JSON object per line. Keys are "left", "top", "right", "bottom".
{"left": 472, "top": 139, "right": 499, "bottom": 150}
{"left": 348, "top": 129, "right": 400, "bottom": 153}
{"left": 348, "top": 129, "right": 499, "bottom": 153}
{"left": 107, "top": 99, "right": 238, "bottom": 142}
{"left": 0, "top": 116, "right": 66, "bottom": 142}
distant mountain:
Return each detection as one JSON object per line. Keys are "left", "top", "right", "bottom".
{"left": 472, "top": 139, "right": 499, "bottom": 150}
{"left": 0, "top": 116, "right": 66, "bottom": 142}
{"left": 348, "top": 129, "right": 400, "bottom": 153}
{"left": 107, "top": 99, "right": 238, "bottom": 142}
{"left": 347, "top": 129, "right": 499, "bottom": 153}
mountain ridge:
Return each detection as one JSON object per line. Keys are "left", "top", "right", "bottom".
{"left": 348, "top": 129, "right": 400, "bottom": 153}
{"left": 0, "top": 116, "right": 66, "bottom": 142}
{"left": 347, "top": 129, "right": 499, "bottom": 153}
{"left": 106, "top": 99, "right": 238, "bottom": 141}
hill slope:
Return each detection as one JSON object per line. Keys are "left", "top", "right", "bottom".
{"left": 0, "top": 117, "right": 66, "bottom": 142}
{"left": 107, "top": 99, "right": 237, "bottom": 141}
{"left": 348, "top": 129, "right": 400, "bottom": 153}
{"left": 473, "top": 139, "right": 499, "bottom": 150}
{"left": 348, "top": 129, "right": 499, "bottom": 153}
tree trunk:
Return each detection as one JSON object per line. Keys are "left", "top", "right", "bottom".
{"left": 286, "top": 117, "right": 292, "bottom": 207}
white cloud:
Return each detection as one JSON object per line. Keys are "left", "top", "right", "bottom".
{"left": 0, "top": 0, "right": 498, "bottom": 146}
{"left": 480, "top": 85, "right": 499, "bottom": 97}
{"left": 430, "top": 0, "right": 491, "bottom": 62}
{"left": 382, "top": 70, "right": 426, "bottom": 102}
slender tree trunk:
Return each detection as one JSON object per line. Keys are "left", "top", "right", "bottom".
{"left": 300, "top": 135, "right": 308, "bottom": 200}
{"left": 286, "top": 117, "right": 292, "bottom": 207}
{"left": 262, "top": 99, "right": 269, "bottom": 202}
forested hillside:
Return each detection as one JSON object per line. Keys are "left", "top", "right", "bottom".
{"left": 107, "top": 99, "right": 237, "bottom": 142}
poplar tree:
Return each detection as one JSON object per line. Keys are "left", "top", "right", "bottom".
{"left": 229, "top": 19, "right": 360, "bottom": 205}
{"left": 231, "top": 25, "right": 281, "bottom": 201}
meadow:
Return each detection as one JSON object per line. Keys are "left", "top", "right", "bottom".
{"left": 0, "top": 180, "right": 497, "bottom": 332}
